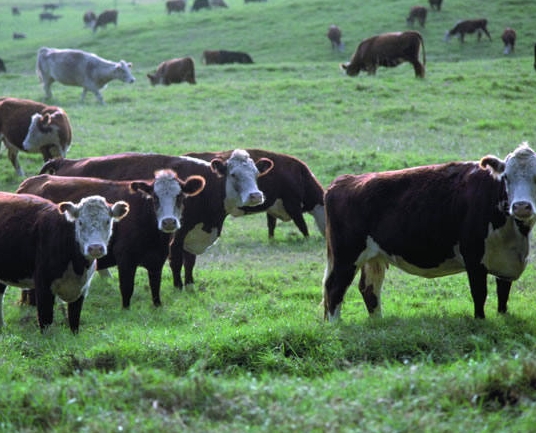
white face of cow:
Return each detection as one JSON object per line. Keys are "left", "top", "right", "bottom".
{"left": 114, "top": 60, "right": 136, "bottom": 84}
{"left": 481, "top": 143, "right": 536, "bottom": 225}
{"left": 59, "top": 195, "right": 129, "bottom": 260}
{"left": 22, "top": 111, "right": 68, "bottom": 157}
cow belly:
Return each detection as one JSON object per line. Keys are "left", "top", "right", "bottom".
{"left": 267, "top": 198, "right": 291, "bottom": 221}
{"left": 51, "top": 261, "right": 96, "bottom": 303}
{"left": 482, "top": 220, "right": 529, "bottom": 280}
{"left": 183, "top": 223, "right": 219, "bottom": 255}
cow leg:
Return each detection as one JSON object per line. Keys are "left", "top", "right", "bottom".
{"left": 496, "top": 278, "right": 512, "bottom": 314}
{"left": 169, "top": 244, "right": 184, "bottom": 289}
{"left": 93, "top": 90, "right": 105, "bottom": 105}
{"left": 412, "top": 60, "right": 425, "bottom": 78}
{"left": 466, "top": 265, "right": 488, "bottom": 318}
{"left": 0, "top": 283, "right": 6, "bottom": 327}
{"left": 183, "top": 251, "right": 197, "bottom": 290}
{"left": 67, "top": 296, "right": 84, "bottom": 334}
{"left": 482, "top": 28, "right": 492, "bottom": 41}
{"left": 35, "top": 287, "right": 55, "bottom": 331}
{"left": 7, "top": 148, "right": 24, "bottom": 176}
{"left": 358, "top": 259, "right": 386, "bottom": 317}
{"left": 42, "top": 78, "right": 54, "bottom": 99}
{"left": 117, "top": 264, "right": 137, "bottom": 309}
{"left": 323, "top": 259, "right": 357, "bottom": 322}
{"left": 266, "top": 214, "right": 277, "bottom": 238}
{"left": 147, "top": 266, "right": 163, "bottom": 307}
{"left": 287, "top": 203, "right": 310, "bottom": 238}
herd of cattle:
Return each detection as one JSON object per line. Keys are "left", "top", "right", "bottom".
{"left": 2, "top": 1, "right": 536, "bottom": 333}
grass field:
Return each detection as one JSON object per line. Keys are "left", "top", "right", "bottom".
{"left": 1, "top": 0, "right": 536, "bottom": 431}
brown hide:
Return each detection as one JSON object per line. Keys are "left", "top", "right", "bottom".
{"left": 147, "top": 57, "right": 196, "bottom": 85}
{"left": 445, "top": 19, "right": 491, "bottom": 42}
{"left": 406, "top": 6, "right": 427, "bottom": 27}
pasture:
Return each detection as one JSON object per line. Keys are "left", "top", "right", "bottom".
{"left": 1, "top": 0, "right": 536, "bottom": 431}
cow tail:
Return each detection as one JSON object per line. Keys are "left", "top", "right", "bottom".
{"left": 36, "top": 47, "right": 49, "bottom": 82}
{"left": 418, "top": 33, "right": 426, "bottom": 67}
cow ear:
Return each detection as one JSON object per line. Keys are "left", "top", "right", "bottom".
{"left": 480, "top": 155, "right": 506, "bottom": 178}
{"left": 256, "top": 158, "right": 274, "bottom": 177}
{"left": 130, "top": 181, "right": 154, "bottom": 198}
{"left": 181, "top": 175, "right": 206, "bottom": 197}
{"left": 210, "top": 158, "right": 226, "bottom": 177}
{"left": 340, "top": 63, "right": 348, "bottom": 71}
{"left": 58, "top": 201, "right": 78, "bottom": 221}
{"left": 111, "top": 201, "right": 129, "bottom": 221}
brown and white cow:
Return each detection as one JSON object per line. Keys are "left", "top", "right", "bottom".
{"left": 341, "top": 31, "right": 426, "bottom": 78}
{"left": 327, "top": 25, "right": 344, "bottom": 52}
{"left": 0, "top": 193, "right": 129, "bottom": 333}
{"left": 186, "top": 149, "right": 325, "bottom": 239}
{"left": 202, "top": 50, "right": 254, "bottom": 64}
{"left": 406, "top": 6, "right": 427, "bottom": 27}
{"left": 444, "top": 19, "right": 491, "bottom": 43}
{"left": 83, "top": 10, "right": 96, "bottom": 27}
{"left": 147, "top": 57, "right": 196, "bottom": 86}
{"left": 0, "top": 97, "right": 72, "bottom": 176}
{"left": 166, "top": 0, "right": 185, "bottom": 13}
{"left": 39, "top": 149, "right": 274, "bottom": 290}
{"left": 323, "top": 143, "right": 536, "bottom": 322}
{"left": 428, "top": 0, "right": 442, "bottom": 10}
{"left": 501, "top": 28, "right": 516, "bottom": 55}
{"left": 92, "top": 9, "right": 118, "bottom": 33}
{"left": 17, "top": 170, "right": 205, "bottom": 309}
{"left": 37, "top": 47, "right": 135, "bottom": 104}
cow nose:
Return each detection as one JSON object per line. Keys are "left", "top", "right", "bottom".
{"left": 512, "top": 201, "right": 534, "bottom": 219}
{"left": 87, "top": 244, "right": 106, "bottom": 258}
{"left": 161, "top": 217, "right": 179, "bottom": 233}
{"left": 247, "top": 191, "right": 264, "bottom": 206}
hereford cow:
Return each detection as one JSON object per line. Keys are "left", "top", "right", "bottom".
{"left": 0, "top": 97, "right": 72, "bottom": 176}
{"left": 202, "top": 50, "right": 254, "bottom": 64}
{"left": 166, "top": 0, "right": 185, "bottom": 13}
{"left": 444, "top": 19, "right": 491, "bottom": 43}
{"left": 39, "top": 149, "right": 274, "bottom": 290}
{"left": 406, "top": 6, "right": 427, "bottom": 27}
{"left": 83, "top": 11, "right": 96, "bottom": 27}
{"left": 428, "top": 0, "right": 442, "bottom": 10}
{"left": 341, "top": 31, "right": 425, "bottom": 78}
{"left": 36, "top": 47, "right": 135, "bottom": 104}
{"left": 17, "top": 170, "right": 206, "bottom": 309}
{"left": 92, "top": 9, "right": 118, "bottom": 33}
{"left": 501, "top": 28, "right": 516, "bottom": 55}
{"left": 186, "top": 149, "right": 325, "bottom": 238}
{"left": 147, "top": 57, "right": 196, "bottom": 86}
{"left": 327, "top": 25, "right": 344, "bottom": 51}
{"left": 323, "top": 143, "right": 536, "bottom": 322}
{"left": 0, "top": 193, "right": 129, "bottom": 333}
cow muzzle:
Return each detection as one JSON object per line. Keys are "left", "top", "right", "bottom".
{"left": 160, "top": 217, "right": 180, "bottom": 233}
{"left": 244, "top": 191, "right": 264, "bottom": 207}
{"left": 86, "top": 244, "right": 107, "bottom": 259}
{"left": 512, "top": 201, "right": 534, "bottom": 220}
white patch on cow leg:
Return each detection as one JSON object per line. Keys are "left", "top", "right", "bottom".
{"left": 309, "top": 204, "right": 326, "bottom": 237}
{"left": 327, "top": 304, "right": 341, "bottom": 322}
{"left": 359, "top": 259, "right": 386, "bottom": 318}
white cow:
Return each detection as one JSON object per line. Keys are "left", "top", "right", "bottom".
{"left": 36, "top": 47, "right": 135, "bottom": 104}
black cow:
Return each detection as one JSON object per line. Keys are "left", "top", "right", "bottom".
{"left": 444, "top": 19, "right": 491, "bottom": 43}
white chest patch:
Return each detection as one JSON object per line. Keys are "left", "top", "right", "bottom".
{"left": 267, "top": 198, "right": 292, "bottom": 221}
{"left": 183, "top": 223, "right": 219, "bottom": 255}
{"left": 482, "top": 219, "right": 529, "bottom": 280}
{"left": 51, "top": 260, "right": 96, "bottom": 303}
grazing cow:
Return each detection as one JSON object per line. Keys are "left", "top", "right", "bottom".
{"left": 327, "top": 25, "right": 344, "bottom": 51}
{"left": 147, "top": 57, "right": 196, "bottom": 86}
{"left": 43, "top": 3, "right": 59, "bottom": 10}
{"left": 0, "top": 193, "right": 129, "bottom": 333}
{"left": 12, "top": 6, "right": 20, "bottom": 15}
{"left": 166, "top": 0, "right": 185, "bottom": 13}
{"left": 202, "top": 50, "right": 254, "bottom": 64}
{"left": 13, "top": 32, "right": 26, "bottom": 39}
{"left": 323, "top": 144, "right": 536, "bottom": 322}
{"left": 83, "top": 11, "right": 96, "bottom": 27}
{"left": 406, "top": 6, "right": 427, "bottom": 27}
{"left": 36, "top": 47, "right": 135, "bottom": 104}
{"left": 39, "top": 12, "right": 61, "bottom": 21}
{"left": 341, "top": 31, "right": 426, "bottom": 78}
{"left": 92, "top": 9, "right": 118, "bottom": 33}
{"left": 39, "top": 150, "right": 274, "bottom": 290}
{"left": 444, "top": 19, "right": 491, "bottom": 43}
{"left": 17, "top": 170, "right": 206, "bottom": 309}
{"left": 0, "top": 58, "right": 5, "bottom": 73}
{"left": 186, "top": 149, "right": 325, "bottom": 238}
{"left": 0, "top": 97, "right": 72, "bottom": 176}
{"left": 428, "top": 0, "right": 442, "bottom": 10}
{"left": 501, "top": 28, "right": 516, "bottom": 55}
{"left": 191, "top": 0, "right": 210, "bottom": 11}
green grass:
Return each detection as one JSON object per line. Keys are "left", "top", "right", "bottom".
{"left": 2, "top": 0, "right": 536, "bottom": 431}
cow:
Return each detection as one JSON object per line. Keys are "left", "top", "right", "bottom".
{"left": 0, "top": 97, "right": 72, "bottom": 176}
{"left": 202, "top": 50, "right": 254, "bottom": 64}
{"left": 211, "top": 0, "right": 228, "bottom": 7}
{"left": 36, "top": 47, "right": 135, "bottom": 104}
{"left": 501, "top": 28, "right": 516, "bottom": 55}
{"left": 323, "top": 143, "right": 536, "bottom": 322}
{"left": 341, "top": 31, "right": 426, "bottom": 78}
{"left": 0, "top": 58, "right": 5, "bottom": 73}
{"left": 0, "top": 193, "right": 129, "bottom": 333}
{"left": 428, "top": 0, "right": 442, "bottom": 10}
{"left": 12, "top": 6, "right": 20, "bottom": 15}
{"left": 406, "top": 6, "right": 427, "bottom": 27}
{"left": 83, "top": 11, "right": 96, "bottom": 27}
{"left": 444, "top": 19, "right": 491, "bottom": 43}
{"left": 191, "top": 0, "right": 210, "bottom": 11}
{"left": 13, "top": 32, "right": 26, "bottom": 39}
{"left": 92, "top": 9, "right": 118, "bottom": 33}
{"left": 38, "top": 150, "right": 274, "bottom": 290}
{"left": 185, "top": 149, "right": 325, "bottom": 239}
{"left": 147, "top": 57, "right": 196, "bottom": 86}
{"left": 17, "top": 170, "right": 206, "bottom": 309}
{"left": 39, "top": 12, "right": 61, "bottom": 21}
{"left": 327, "top": 25, "right": 344, "bottom": 51}
{"left": 43, "top": 3, "right": 59, "bottom": 10}
{"left": 166, "top": 0, "right": 185, "bottom": 13}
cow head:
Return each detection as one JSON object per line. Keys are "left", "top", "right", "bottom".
{"left": 146, "top": 73, "right": 160, "bottom": 86}
{"left": 481, "top": 143, "right": 536, "bottom": 226}
{"left": 114, "top": 60, "right": 136, "bottom": 84}
{"left": 130, "top": 169, "right": 206, "bottom": 233}
{"left": 23, "top": 110, "right": 71, "bottom": 160}
{"left": 59, "top": 195, "right": 129, "bottom": 259}
{"left": 210, "top": 149, "right": 274, "bottom": 216}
